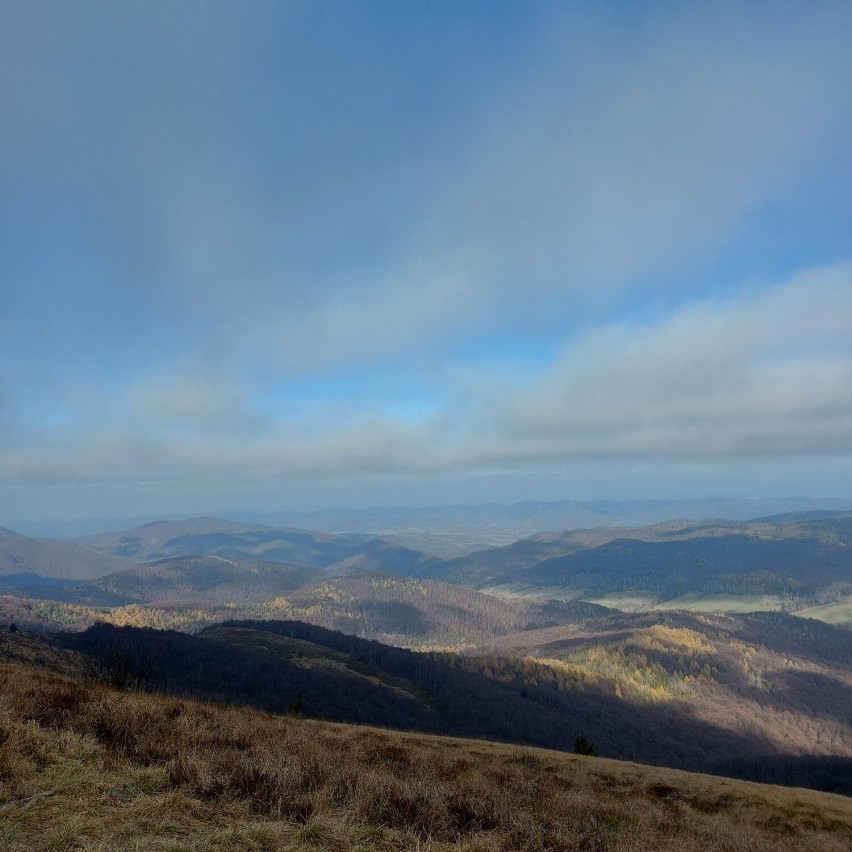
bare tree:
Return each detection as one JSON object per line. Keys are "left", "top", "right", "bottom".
{"left": 82, "top": 634, "right": 157, "bottom": 691}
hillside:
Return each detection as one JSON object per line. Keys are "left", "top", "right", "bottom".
{"left": 76, "top": 517, "right": 439, "bottom": 575}
{"left": 281, "top": 574, "right": 608, "bottom": 648}
{"left": 81, "top": 556, "right": 320, "bottom": 605}
{"left": 438, "top": 513, "right": 852, "bottom": 619}
{"left": 0, "top": 527, "right": 128, "bottom": 581}
{"left": 1, "top": 631, "right": 850, "bottom": 851}
{"left": 53, "top": 616, "right": 852, "bottom": 794}
{"left": 0, "top": 570, "right": 606, "bottom": 648}
{"left": 0, "top": 556, "right": 300, "bottom": 608}
{"left": 478, "top": 609, "right": 851, "bottom": 783}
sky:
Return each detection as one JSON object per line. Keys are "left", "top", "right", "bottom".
{"left": 2, "top": 1, "right": 852, "bottom": 524}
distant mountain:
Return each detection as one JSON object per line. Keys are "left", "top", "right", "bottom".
{"left": 4, "top": 511, "right": 852, "bottom": 631}
{"left": 76, "top": 517, "right": 341, "bottom": 561}
{"left": 0, "top": 526, "right": 129, "bottom": 580}
{"left": 4, "top": 514, "right": 187, "bottom": 539}
{"left": 224, "top": 496, "right": 852, "bottom": 546}
{"left": 435, "top": 512, "right": 852, "bottom": 615}
{"left": 8, "top": 496, "right": 851, "bottom": 544}
{"left": 76, "top": 517, "right": 440, "bottom": 575}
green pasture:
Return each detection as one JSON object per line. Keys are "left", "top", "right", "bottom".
{"left": 792, "top": 597, "right": 852, "bottom": 626}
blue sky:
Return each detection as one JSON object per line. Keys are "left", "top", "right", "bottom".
{"left": 2, "top": 1, "right": 852, "bottom": 523}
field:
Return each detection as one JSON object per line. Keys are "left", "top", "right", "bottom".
{"left": 476, "top": 584, "right": 852, "bottom": 625}
{"left": 651, "top": 594, "right": 785, "bottom": 614}
{"left": 1, "top": 637, "right": 852, "bottom": 851}
{"left": 478, "top": 584, "right": 585, "bottom": 602}
{"left": 583, "top": 592, "right": 662, "bottom": 611}
{"left": 793, "top": 597, "right": 852, "bottom": 626}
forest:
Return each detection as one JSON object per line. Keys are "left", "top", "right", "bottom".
{"left": 53, "top": 616, "right": 851, "bottom": 796}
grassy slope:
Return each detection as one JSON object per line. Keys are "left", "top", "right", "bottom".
{"left": 48, "top": 616, "right": 846, "bottom": 796}
{"left": 483, "top": 584, "right": 852, "bottom": 625}
{"left": 1, "top": 647, "right": 851, "bottom": 852}
{"left": 794, "top": 597, "right": 852, "bottom": 626}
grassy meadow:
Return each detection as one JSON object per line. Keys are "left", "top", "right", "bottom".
{"left": 793, "top": 597, "right": 852, "bottom": 626}
{"left": 478, "top": 584, "right": 852, "bottom": 626}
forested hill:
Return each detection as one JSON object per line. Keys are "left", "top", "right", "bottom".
{"left": 2, "top": 511, "right": 852, "bottom": 634}
{"left": 76, "top": 517, "right": 439, "bottom": 574}
{"left": 282, "top": 574, "right": 608, "bottom": 647}
{"left": 3, "top": 636, "right": 849, "bottom": 851}
{"left": 433, "top": 512, "right": 852, "bottom": 610}
{"left": 56, "top": 616, "right": 852, "bottom": 795}
{"left": 0, "top": 526, "right": 129, "bottom": 581}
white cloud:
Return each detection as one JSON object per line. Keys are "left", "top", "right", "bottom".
{"left": 484, "top": 265, "right": 852, "bottom": 459}
{"left": 130, "top": 372, "right": 265, "bottom": 434}
{"left": 7, "top": 3, "right": 847, "bottom": 374}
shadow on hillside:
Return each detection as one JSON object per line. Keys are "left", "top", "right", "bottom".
{"left": 338, "top": 600, "right": 435, "bottom": 638}
{"left": 57, "top": 620, "right": 833, "bottom": 791}
{"left": 751, "top": 667, "right": 852, "bottom": 728}
{"left": 706, "top": 753, "right": 852, "bottom": 796}
{"left": 532, "top": 629, "right": 637, "bottom": 656}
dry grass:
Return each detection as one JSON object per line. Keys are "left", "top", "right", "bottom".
{"left": 0, "top": 659, "right": 850, "bottom": 851}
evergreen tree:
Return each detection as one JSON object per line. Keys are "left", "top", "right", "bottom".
{"left": 574, "top": 734, "right": 598, "bottom": 756}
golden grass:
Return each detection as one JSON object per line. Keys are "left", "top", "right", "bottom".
{"left": 0, "top": 658, "right": 850, "bottom": 851}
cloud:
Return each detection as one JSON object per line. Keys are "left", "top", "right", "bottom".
{"left": 2, "top": 264, "right": 850, "bottom": 495}
{"left": 478, "top": 264, "right": 852, "bottom": 461}
{"left": 130, "top": 373, "right": 265, "bottom": 435}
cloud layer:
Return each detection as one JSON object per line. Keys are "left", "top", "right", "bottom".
{"left": 4, "top": 265, "right": 851, "bottom": 483}
{"left": 1, "top": 2, "right": 851, "bottom": 521}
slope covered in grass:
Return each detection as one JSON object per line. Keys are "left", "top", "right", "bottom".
{"left": 1, "top": 638, "right": 850, "bottom": 851}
